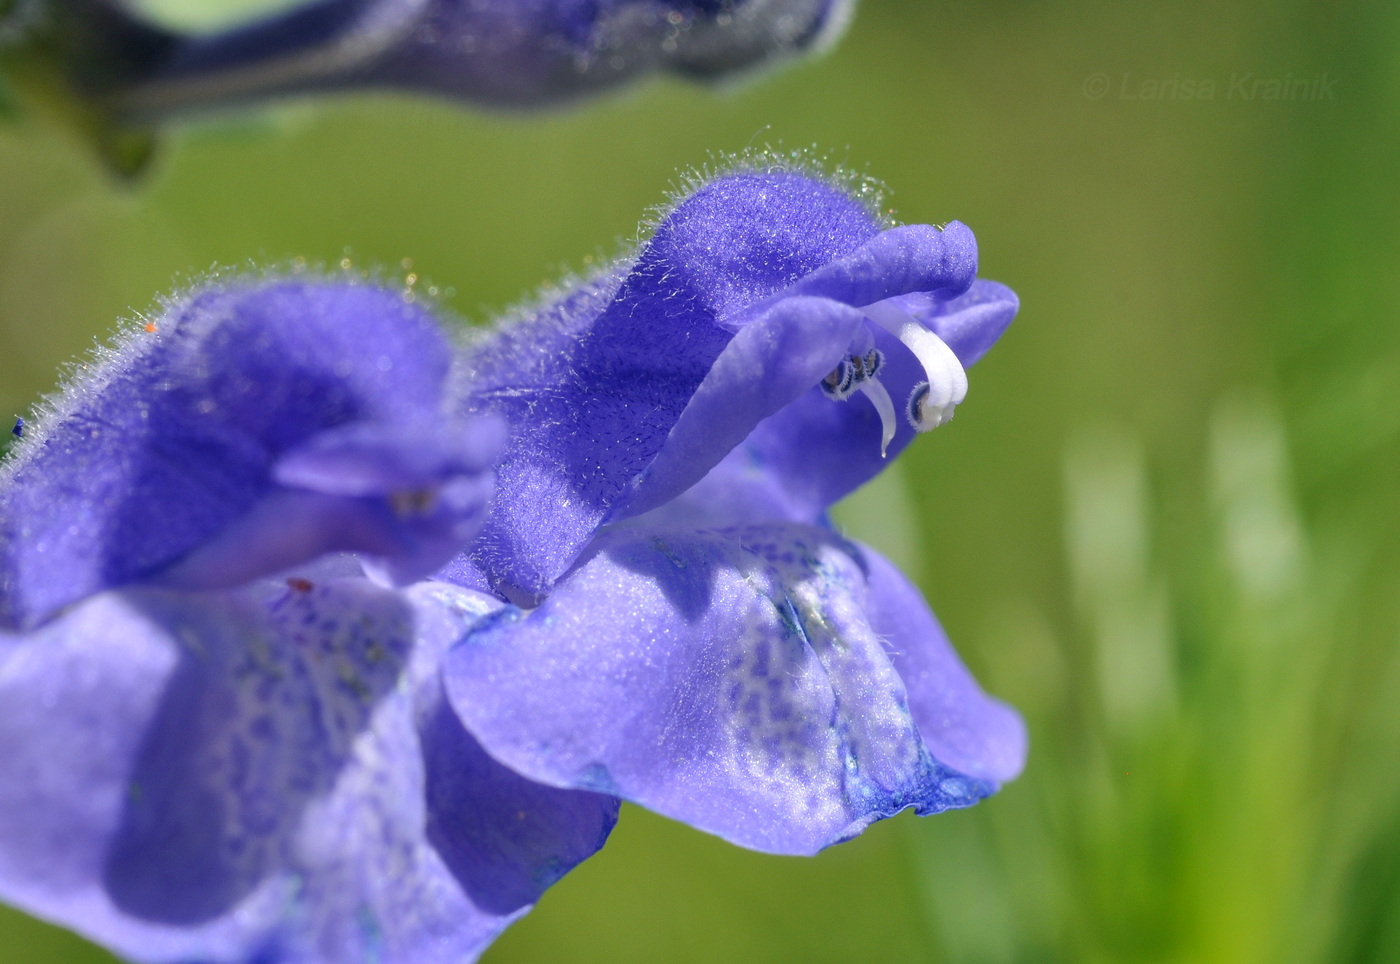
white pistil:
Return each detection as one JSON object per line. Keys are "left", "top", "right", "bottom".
{"left": 857, "top": 377, "right": 898, "bottom": 457}
{"left": 862, "top": 303, "right": 968, "bottom": 432}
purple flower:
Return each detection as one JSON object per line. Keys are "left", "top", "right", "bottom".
{"left": 439, "top": 163, "right": 1027, "bottom": 854}
{"left": 0, "top": 278, "right": 618, "bottom": 963}
{"left": 0, "top": 163, "right": 1027, "bottom": 964}
{"left": 2, "top": 280, "right": 498, "bottom": 630}
{"left": 56, "top": 0, "right": 855, "bottom": 121}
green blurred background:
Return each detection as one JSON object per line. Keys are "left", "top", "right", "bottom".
{"left": 3, "top": 0, "right": 1399, "bottom": 961}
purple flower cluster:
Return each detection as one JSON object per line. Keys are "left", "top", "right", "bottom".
{"left": 0, "top": 163, "right": 1024, "bottom": 963}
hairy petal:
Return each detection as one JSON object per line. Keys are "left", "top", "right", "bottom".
{"left": 778, "top": 222, "right": 977, "bottom": 310}
{"left": 444, "top": 524, "right": 1018, "bottom": 855}
{"left": 457, "top": 170, "right": 982, "bottom": 600}
{"left": 0, "top": 280, "right": 492, "bottom": 629}
{"left": 635, "top": 167, "right": 883, "bottom": 321}
{"left": 0, "top": 578, "right": 615, "bottom": 963}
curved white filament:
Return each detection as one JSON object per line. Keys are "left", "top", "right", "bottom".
{"left": 857, "top": 378, "right": 898, "bottom": 458}
{"left": 862, "top": 303, "right": 968, "bottom": 432}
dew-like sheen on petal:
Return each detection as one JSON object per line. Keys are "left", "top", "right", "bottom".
{"left": 443, "top": 523, "right": 1017, "bottom": 856}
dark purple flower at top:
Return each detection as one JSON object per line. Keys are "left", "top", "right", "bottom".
{"left": 46, "top": 0, "right": 855, "bottom": 122}
{"left": 0, "top": 276, "right": 618, "bottom": 963}
{"left": 437, "top": 162, "right": 1027, "bottom": 855}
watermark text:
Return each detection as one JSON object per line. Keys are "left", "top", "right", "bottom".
{"left": 1083, "top": 72, "right": 1337, "bottom": 102}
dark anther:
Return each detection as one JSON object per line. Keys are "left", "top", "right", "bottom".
{"left": 820, "top": 358, "right": 856, "bottom": 400}
{"left": 907, "top": 382, "right": 931, "bottom": 428}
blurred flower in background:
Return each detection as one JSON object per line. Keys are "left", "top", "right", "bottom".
{"left": 110, "top": 0, "right": 857, "bottom": 116}
{"left": 1, "top": 0, "right": 854, "bottom": 173}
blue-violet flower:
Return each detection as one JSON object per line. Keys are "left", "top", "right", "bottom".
{"left": 440, "top": 161, "right": 1028, "bottom": 855}
{"left": 0, "top": 163, "right": 1027, "bottom": 963}
{"left": 0, "top": 278, "right": 618, "bottom": 963}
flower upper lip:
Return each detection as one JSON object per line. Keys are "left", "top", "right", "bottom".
{"left": 453, "top": 169, "right": 1013, "bottom": 604}
{"left": 0, "top": 278, "right": 501, "bottom": 631}
{"left": 728, "top": 221, "right": 980, "bottom": 327}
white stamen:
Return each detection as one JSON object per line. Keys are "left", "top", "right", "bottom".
{"left": 857, "top": 377, "right": 898, "bottom": 458}
{"left": 863, "top": 303, "right": 968, "bottom": 432}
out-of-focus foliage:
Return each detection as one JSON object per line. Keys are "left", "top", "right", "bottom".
{"left": 2, "top": 1, "right": 1398, "bottom": 961}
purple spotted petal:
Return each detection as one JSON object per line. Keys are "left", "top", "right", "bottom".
{"left": 862, "top": 546, "right": 1026, "bottom": 782}
{"left": 457, "top": 169, "right": 982, "bottom": 601}
{"left": 110, "top": 0, "right": 855, "bottom": 119}
{"left": 0, "top": 278, "right": 492, "bottom": 629}
{"left": 0, "top": 578, "right": 616, "bottom": 964}
{"left": 443, "top": 523, "right": 1020, "bottom": 856}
